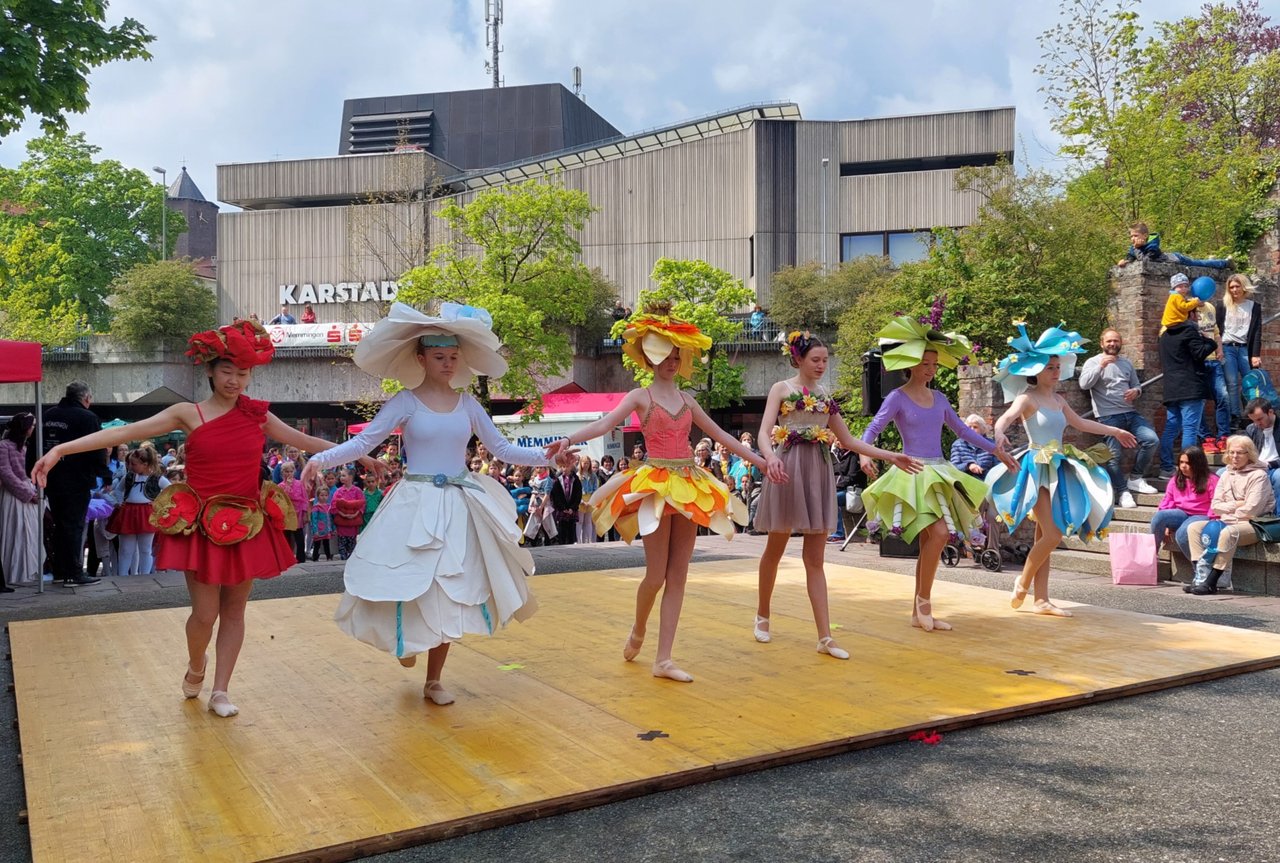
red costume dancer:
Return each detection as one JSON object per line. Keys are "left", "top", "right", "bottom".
{"left": 152, "top": 395, "right": 298, "bottom": 583}
{"left": 33, "top": 320, "right": 378, "bottom": 718}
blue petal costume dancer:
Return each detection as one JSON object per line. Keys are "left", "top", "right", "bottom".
{"left": 988, "top": 321, "right": 1137, "bottom": 616}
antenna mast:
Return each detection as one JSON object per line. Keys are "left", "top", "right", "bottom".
{"left": 484, "top": 0, "right": 503, "bottom": 88}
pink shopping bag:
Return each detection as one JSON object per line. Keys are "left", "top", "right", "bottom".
{"left": 1109, "top": 532, "right": 1159, "bottom": 585}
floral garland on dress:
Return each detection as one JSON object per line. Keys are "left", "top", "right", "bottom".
{"left": 777, "top": 387, "right": 841, "bottom": 417}
{"left": 769, "top": 424, "right": 836, "bottom": 448}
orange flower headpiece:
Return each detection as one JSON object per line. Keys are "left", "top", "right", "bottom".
{"left": 621, "top": 305, "right": 712, "bottom": 380}
{"left": 186, "top": 320, "right": 275, "bottom": 369}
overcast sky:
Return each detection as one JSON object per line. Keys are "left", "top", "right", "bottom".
{"left": 0, "top": 0, "right": 1224, "bottom": 206}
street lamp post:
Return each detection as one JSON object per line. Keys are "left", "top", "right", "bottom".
{"left": 821, "top": 157, "right": 829, "bottom": 273}
{"left": 152, "top": 166, "right": 167, "bottom": 258}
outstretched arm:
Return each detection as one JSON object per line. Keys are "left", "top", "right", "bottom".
{"left": 266, "top": 413, "right": 386, "bottom": 484}
{"left": 829, "top": 413, "right": 920, "bottom": 475}
{"left": 32, "top": 404, "right": 195, "bottom": 487}
{"left": 755, "top": 381, "right": 789, "bottom": 484}
{"left": 1061, "top": 398, "right": 1136, "bottom": 447}
{"left": 685, "top": 396, "right": 770, "bottom": 474}
{"left": 552, "top": 390, "right": 647, "bottom": 455}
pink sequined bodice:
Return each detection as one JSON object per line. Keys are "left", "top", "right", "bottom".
{"left": 642, "top": 398, "right": 694, "bottom": 460}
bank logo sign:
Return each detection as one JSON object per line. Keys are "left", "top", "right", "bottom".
{"left": 278, "top": 281, "right": 398, "bottom": 305}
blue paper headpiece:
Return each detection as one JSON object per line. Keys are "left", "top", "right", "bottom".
{"left": 993, "top": 321, "right": 1088, "bottom": 402}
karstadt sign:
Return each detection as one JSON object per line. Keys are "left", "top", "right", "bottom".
{"left": 278, "top": 281, "right": 398, "bottom": 306}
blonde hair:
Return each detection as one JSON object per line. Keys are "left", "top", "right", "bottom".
{"left": 1224, "top": 434, "right": 1260, "bottom": 463}
{"left": 1224, "top": 273, "right": 1257, "bottom": 310}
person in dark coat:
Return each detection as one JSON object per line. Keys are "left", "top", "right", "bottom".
{"left": 41, "top": 381, "right": 107, "bottom": 585}
{"left": 548, "top": 467, "right": 582, "bottom": 545}
{"left": 1157, "top": 312, "right": 1218, "bottom": 480}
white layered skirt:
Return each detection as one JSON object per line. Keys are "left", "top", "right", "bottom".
{"left": 334, "top": 472, "right": 538, "bottom": 658}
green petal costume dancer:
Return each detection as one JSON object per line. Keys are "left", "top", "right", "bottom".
{"left": 988, "top": 321, "right": 1137, "bottom": 617}
{"left": 860, "top": 317, "right": 1015, "bottom": 632}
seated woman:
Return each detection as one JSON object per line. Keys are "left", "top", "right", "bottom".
{"left": 1184, "top": 435, "right": 1275, "bottom": 595}
{"left": 1149, "top": 445, "right": 1216, "bottom": 559}
{"left": 949, "top": 414, "right": 998, "bottom": 479}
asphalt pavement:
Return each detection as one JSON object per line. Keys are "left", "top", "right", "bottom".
{"left": 2, "top": 537, "right": 1277, "bottom": 863}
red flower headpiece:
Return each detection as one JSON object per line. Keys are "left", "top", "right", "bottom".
{"left": 186, "top": 320, "right": 275, "bottom": 369}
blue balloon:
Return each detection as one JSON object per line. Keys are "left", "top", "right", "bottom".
{"left": 1192, "top": 276, "right": 1217, "bottom": 301}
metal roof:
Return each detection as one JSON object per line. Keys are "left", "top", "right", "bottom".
{"left": 445, "top": 101, "right": 801, "bottom": 191}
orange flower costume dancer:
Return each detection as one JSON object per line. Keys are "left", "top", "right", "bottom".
{"left": 33, "top": 320, "right": 375, "bottom": 719}
{"left": 591, "top": 395, "right": 747, "bottom": 542}
{"left": 552, "top": 304, "right": 768, "bottom": 683}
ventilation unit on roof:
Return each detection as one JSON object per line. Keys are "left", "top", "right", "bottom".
{"left": 347, "top": 110, "right": 434, "bottom": 154}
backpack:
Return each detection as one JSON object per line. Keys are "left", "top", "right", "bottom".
{"left": 1242, "top": 369, "right": 1279, "bottom": 406}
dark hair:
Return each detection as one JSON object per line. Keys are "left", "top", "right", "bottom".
{"left": 786, "top": 331, "right": 826, "bottom": 367}
{"left": 3, "top": 413, "right": 35, "bottom": 446}
{"left": 1175, "top": 445, "right": 1211, "bottom": 495}
{"left": 206, "top": 357, "right": 247, "bottom": 391}
{"left": 127, "top": 446, "right": 162, "bottom": 477}
{"left": 1245, "top": 397, "right": 1273, "bottom": 418}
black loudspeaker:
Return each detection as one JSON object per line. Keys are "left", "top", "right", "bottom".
{"left": 879, "top": 533, "right": 920, "bottom": 558}
{"left": 861, "top": 349, "right": 908, "bottom": 416}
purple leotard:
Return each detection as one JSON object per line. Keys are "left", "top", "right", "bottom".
{"left": 861, "top": 389, "right": 995, "bottom": 458}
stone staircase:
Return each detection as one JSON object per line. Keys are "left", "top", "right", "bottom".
{"left": 1048, "top": 492, "right": 1172, "bottom": 579}
{"left": 1049, "top": 463, "right": 1280, "bottom": 595}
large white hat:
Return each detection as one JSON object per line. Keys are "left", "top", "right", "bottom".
{"left": 354, "top": 302, "right": 508, "bottom": 388}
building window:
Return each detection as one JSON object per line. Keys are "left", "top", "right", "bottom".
{"left": 840, "top": 233, "right": 885, "bottom": 261}
{"left": 839, "top": 151, "right": 1011, "bottom": 177}
{"left": 840, "top": 230, "right": 933, "bottom": 265}
{"left": 748, "top": 234, "right": 755, "bottom": 278}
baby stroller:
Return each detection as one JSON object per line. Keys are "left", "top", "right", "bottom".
{"left": 941, "top": 499, "right": 1019, "bottom": 572}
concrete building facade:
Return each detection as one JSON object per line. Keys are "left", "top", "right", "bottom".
{"left": 4, "top": 89, "right": 1015, "bottom": 430}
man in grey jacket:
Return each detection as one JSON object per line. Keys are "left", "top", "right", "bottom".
{"left": 1078, "top": 329, "right": 1160, "bottom": 509}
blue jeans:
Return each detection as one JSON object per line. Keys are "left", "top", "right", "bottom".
{"left": 833, "top": 489, "right": 846, "bottom": 538}
{"left": 1150, "top": 509, "right": 1192, "bottom": 556}
{"left": 1160, "top": 400, "right": 1205, "bottom": 471}
{"left": 1222, "top": 343, "right": 1252, "bottom": 422}
{"left": 1169, "top": 252, "right": 1230, "bottom": 269}
{"left": 1100, "top": 411, "right": 1158, "bottom": 498}
{"left": 1205, "top": 360, "right": 1229, "bottom": 437}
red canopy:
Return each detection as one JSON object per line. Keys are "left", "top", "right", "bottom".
{"left": 0, "top": 340, "right": 42, "bottom": 383}
{"left": 520, "top": 391, "right": 640, "bottom": 432}
{"left": 347, "top": 421, "right": 401, "bottom": 435}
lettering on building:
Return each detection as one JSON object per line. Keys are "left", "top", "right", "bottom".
{"left": 278, "top": 281, "right": 398, "bottom": 306}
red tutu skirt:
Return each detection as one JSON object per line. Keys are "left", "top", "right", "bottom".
{"left": 153, "top": 396, "right": 296, "bottom": 586}
{"left": 106, "top": 502, "right": 157, "bottom": 535}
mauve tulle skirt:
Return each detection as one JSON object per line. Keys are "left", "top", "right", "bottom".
{"left": 753, "top": 442, "right": 836, "bottom": 534}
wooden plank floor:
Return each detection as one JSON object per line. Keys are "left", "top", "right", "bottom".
{"left": 13, "top": 560, "right": 1280, "bottom": 863}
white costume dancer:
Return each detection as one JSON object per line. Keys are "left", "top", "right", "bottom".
{"left": 305, "top": 302, "right": 556, "bottom": 704}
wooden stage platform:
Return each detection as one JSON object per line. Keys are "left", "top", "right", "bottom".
{"left": 12, "top": 559, "right": 1280, "bottom": 862}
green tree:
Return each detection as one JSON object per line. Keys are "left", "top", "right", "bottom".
{"left": 0, "top": 223, "right": 83, "bottom": 344}
{"left": 614, "top": 258, "right": 755, "bottom": 410}
{"left": 830, "top": 166, "right": 1115, "bottom": 402}
{"left": 0, "top": 132, "right": 183, "bottom": 327}
{"left": 107, "top": 259, "right": 216, "bottom": 348}
{"left": 768, "top": 257, "right": 897, "bottom": 332}
{"left": 0, "top": 0, "right": 153, "bottom": 137}
{"left": 1037, "top": 0, "right": 1277, "bottom": 258}
{"left": 396, "top": 176, "right": 614, "bottom": 413}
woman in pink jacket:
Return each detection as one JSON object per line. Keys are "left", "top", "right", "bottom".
{"left": 1149, "top": 445, "right": 1217, "bottom": 561}
{"left": 1184, "top": 436, "right": 1275, "bottom": 594}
